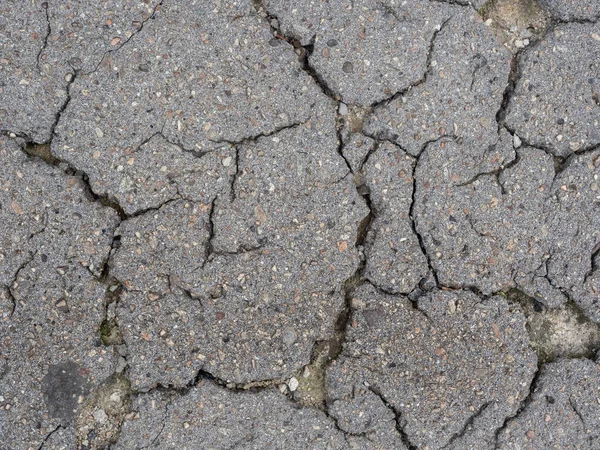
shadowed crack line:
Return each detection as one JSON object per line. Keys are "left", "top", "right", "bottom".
{"left": 336, "top": 124, "right": 354, "bottom": 174}
{"left": 368, "top": 385, "right": 418, "bottom": 450}
{"left": 494, "top": 16, "right": 558, "bottom": 134}
{"left": 358, "top": 140, "right": 380, "bottom": 171}
{"left": 49, "top": 70, "right": 77, "bottom": 141}
{"left": 287, "top": 157, "right": 376, "bottom": 407}
{"left": 569, "top": 396, "right": 586, "bottom": 426}
{"left": 457, "top": 141, "right": 521, "bottom": 195}
{"left": 20, "top": 140, "right": 132, "bottom": 221}
{"left": 138, "top": 399, "right": 171, "bottom": 450}
{"left": 252, "top": 0, "right": 339, "bottom": 102}
{"left": 230, "top": 146, "right": 241, "bottom": 201}
{"left": 550, "top": 142, "right": 600, "bottom": 180}
{"left": 35, "top": 2, "right": 51, "bottom": 72}
{"left": 495, "top": 47, "right": 523, "bottom": 132}
{"left": 501, "top": 127, "right": 567, "bottom": 173}
{"left": 202, "top": 198, "right": 217, "bottom": 269}
{"left": 135, "top": 366, "right": 286, "bottom": 398}
{"left": 89, "top": 1, "right": 164, "bottom": 75}
{"left": 429, "top": 0, "right": 475, "bottom": 8}
{"left": 584, "top": 242, "right": 600, "bottom": 284}
{"left": 409, "top": 148, "right": 441, "bottom": 288}
{"left": 366, "top": 279, "right": 432, "bottom": 321}
{"left": 443, "top": 401, "right": 493, "bottom": 448}
{"left": 37, "top": 425, "right": 63, "bottom": 450}
{"left": 493, "top": 367, "right": 541, "bottom": 449}
{"left": 6, "top": 251, "right": 37, "bottom": 317}
{"left": 208, "top": 120, "right": 309, "bottom": 147}
{"left": 369, "top": 15, "right": 453, "bottom": 110}
{"left": 554, "top": 16, "right": 600, "bottom": 25}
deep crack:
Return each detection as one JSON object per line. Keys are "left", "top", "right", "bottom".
{"left": 409, "top": 149, "right": 442, "bottom": 288}
{"left": 444, "top": 401, "right": 493, "bottom": 448}
{"left": 253, "top": 0, "right": 339, "bottom": 102}
{"left": 35, "top": 2, "right": 51, "bottom": 72}
{"left": 369, "top": 16, "right": 453, "bottom": 109}
{"left": 202, "top": 197, "right": 217, "bottom": 269}
{"left": 37, "top": 425, "right": 63, "bottom": 450}
{"left": 493, "top": 367, "right": 541, "bottom": 448}
{"left": 368, "top": 385, "right": 418, "bottom": 450}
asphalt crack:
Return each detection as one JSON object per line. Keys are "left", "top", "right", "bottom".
{"left": 368, "top": 385, "right": 418, "bottom": 450}
{"left": 6, "top": 251, "right": 37, "bottom": 316}
{"left": 35, "top": 2, "right": 51, "bottom": 72}
{"left": 443, "top": 401, "right": 493, "bottom": 448}
{"left": 492, "top": 366, "right": 541, "bottom": 448}
{"left": 409, "top": 147, "right": 442, "bottom": 288}
{"left": 253, "top": 0, "right": 339, "bottom": 102}
{"left": 89, "top": 1, "right": 164, "bottom": 75}
{"left": 369, "top": 16, "right": 454, "bottom": 109}
{"left": 202, "top": 198, "right": 217, "bottom": 269}
{"left": 37, "top": 425, "right": 63, "bottom": 450}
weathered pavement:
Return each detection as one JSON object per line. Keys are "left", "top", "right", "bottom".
{"left": 1, "top": 0, "right": 599, "bottom": 448}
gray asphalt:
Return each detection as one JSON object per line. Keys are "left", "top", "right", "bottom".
{"left": 1, "top": 0, "right": 599, "bottom": 449}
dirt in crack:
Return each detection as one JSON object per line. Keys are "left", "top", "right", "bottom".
{"left": 508, "top": 289, "right": 600, "bottom": 365}
{"left": 75, "top": 373, "right": 132, "bottom": 450}
{"left": 478, "top": 0, "right": 549, "bottom": 53}
{"left": 290, "top": 178, "right": 374, "bottom": 409}
{"left": 23, "top": 142, "right": 127, "bottom": 220}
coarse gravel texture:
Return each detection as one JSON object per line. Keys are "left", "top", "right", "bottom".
{"left": 1, "top": 0, "right": 600, "bottom": 449}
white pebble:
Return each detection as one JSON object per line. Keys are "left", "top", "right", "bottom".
{"left": 288, "top": 377, "right": 299, "bottom": 392}
{"left": 513, "top": 134, "right": 522, "bottom": 148}
{"left": 93, "top": 409, "right": 108, "bottom": 424}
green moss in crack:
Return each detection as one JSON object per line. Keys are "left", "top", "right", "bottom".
{"left": 100, "top": 319, "right": 124, "bottom": 346}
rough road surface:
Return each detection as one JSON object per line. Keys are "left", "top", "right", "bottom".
{"left": 1, "top": 0, "right": 600, "bottom": 449}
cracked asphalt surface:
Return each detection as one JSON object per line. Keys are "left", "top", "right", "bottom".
{"left": 1, "top": 0, "right": 599, "bottom": 449}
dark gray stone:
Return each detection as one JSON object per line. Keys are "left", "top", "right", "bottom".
{"left": 42, "top": 361, "right": 92, "bottom": 424}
